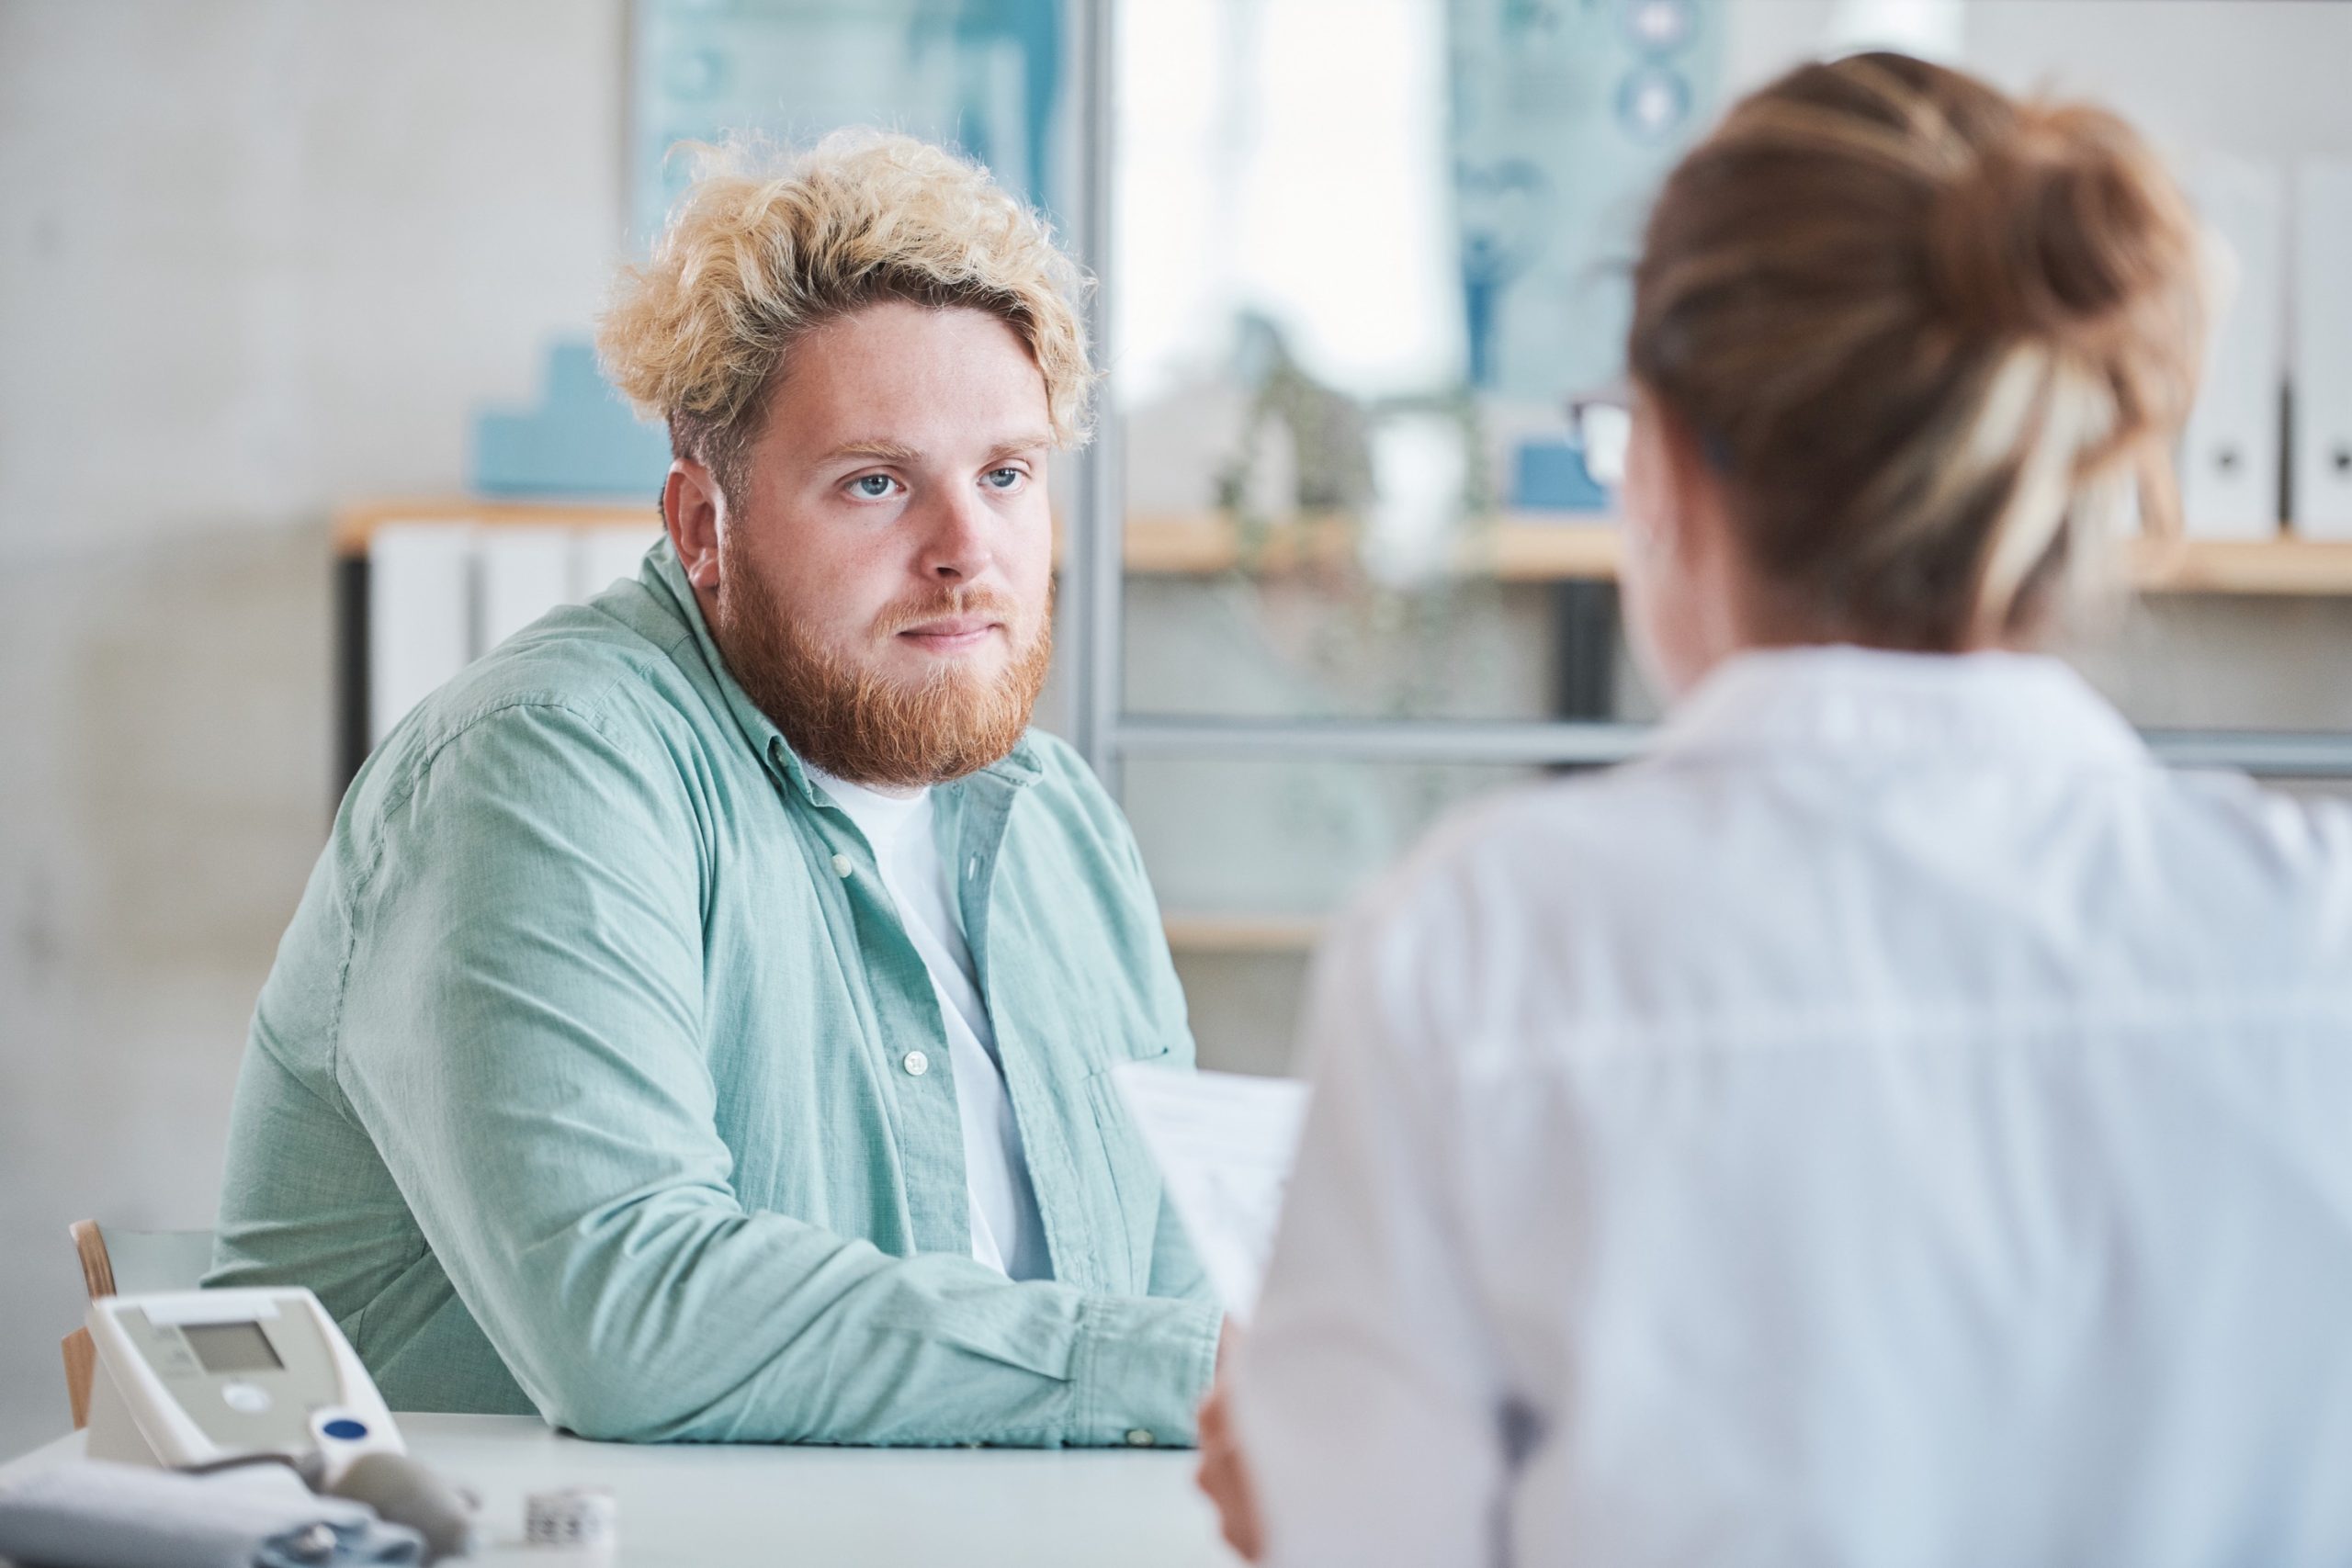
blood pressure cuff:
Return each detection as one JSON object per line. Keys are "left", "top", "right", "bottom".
{"left": 0, "top": 1459, "right": 423, "bottom": 1567}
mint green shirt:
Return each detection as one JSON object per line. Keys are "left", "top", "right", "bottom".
{"left": 209, "top": 540, "right": 1219, "bottom": 1447}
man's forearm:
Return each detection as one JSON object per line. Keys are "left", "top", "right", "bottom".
{"left": 439, "top": 1195, "right": 1222, "bottom": 1447}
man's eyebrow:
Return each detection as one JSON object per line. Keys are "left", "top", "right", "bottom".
{"left": 818, "top": 439, "right": 925, "bottom": 466}
{"left": 816, "top": 434, "right": 1055, "bottom": 467}
{"left": 981, "top": 433, "right": 1055, "bottom": 463}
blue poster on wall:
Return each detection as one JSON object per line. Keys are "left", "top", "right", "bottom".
{"left": 629, "top": 0, "right": 1068, "bottom": 247}
{"left": 1451, "top": 0, "right": 1722, "bottom": 404}
{"left": 474, "top": 0, "right": 1068, "bottom": 496}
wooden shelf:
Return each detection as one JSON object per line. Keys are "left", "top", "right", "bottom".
{"left": 334, "top": 500, "right": 2352, "bottom": 595}
{"left": 1123, "top": 512, "right": 1625, "bottom": 581}
{"left": 2125, "top": 536, "right": 2352, "bottom": 595}
{"left": 1130, "top": 515, "right": 2352, "bottom": 595}
{"left": 1160, "top": 913, "right": 1324, "bottom": 954}
{"left": 334, "top": 497, "right": 657, "bottom": 555}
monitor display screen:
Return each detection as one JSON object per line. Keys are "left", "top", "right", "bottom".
{"left": 182, "top": 1321, "right": 284, "bottom": 1375}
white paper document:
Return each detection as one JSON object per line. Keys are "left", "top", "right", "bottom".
{"left": 1113, "top": 1063, "right": 1309, "bottom": 1319}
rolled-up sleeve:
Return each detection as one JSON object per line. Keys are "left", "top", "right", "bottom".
{"left": 336, "top": 701, "right": 1216, "bottom": 1446}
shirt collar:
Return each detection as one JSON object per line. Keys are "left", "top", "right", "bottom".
{"left": 640, "top": 536, "right": 1046, "bottom": 804}
{"left": 1649, "top": 645, "right": 2151, "bottom": 772}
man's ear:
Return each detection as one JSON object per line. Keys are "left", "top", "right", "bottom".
{"left": 664, "top": 459, "right": 725, "bottom": 592}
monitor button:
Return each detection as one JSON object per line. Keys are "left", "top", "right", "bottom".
{"left": 220, "top": 1382, "right": 273, "bottom": 1415}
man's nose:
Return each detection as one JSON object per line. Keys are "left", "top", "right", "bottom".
{"left": 917, "top": 486, "right": 993, "bottom": 581}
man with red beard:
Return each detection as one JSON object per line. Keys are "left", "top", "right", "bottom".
{"left": 209, "top": 133, "right": 1222, "bottom": 1448}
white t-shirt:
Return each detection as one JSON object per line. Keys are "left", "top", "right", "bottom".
{"left": 806, "top": 765, "right": 1052, "bottom": 1281}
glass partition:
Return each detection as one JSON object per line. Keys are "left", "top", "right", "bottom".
{"left": 1123, "top": 756, "right": 1547, "bottom": 1074}
{"left": 1093, "top": 0, "right": 2352, "bottom": 1066}
{"left": 1114, "top": 0, "right": 1723, "bottom": 725}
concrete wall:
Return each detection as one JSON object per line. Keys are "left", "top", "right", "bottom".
{"left": 0, "top": 0, "right": 628, "bottom": 1454}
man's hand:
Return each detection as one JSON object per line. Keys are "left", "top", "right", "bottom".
{"left": 1196, "top": 1324, "right": 1264, "bottom": 1562}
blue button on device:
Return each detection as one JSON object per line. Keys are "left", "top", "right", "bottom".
{"left": 322, "top": 1418, "right": 369, "bottom": 1440}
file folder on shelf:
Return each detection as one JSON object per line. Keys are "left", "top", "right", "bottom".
{"left": 367, "top": 525, "right": 476, "bottom": 747}
{"left": 2293, "top": 160, "right": 2352, "bottom": 539}
{"left": 2180, "top": 155, "right": 2286, "bottom": 539}
{"left": 578, "top": 525, "right": 662, "bottom": 601}
{"left": 479, "top": 527, "right": 577, "bottom": 652}
{"left": 345, "top": 513, "right": 663, "bottom": 790}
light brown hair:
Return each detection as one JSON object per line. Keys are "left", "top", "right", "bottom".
{"left": 599, "top": 130, "right": 1094, "bottom": 504}
{"left": 1629, "top": 51, "right": 2205, "bottom": 650}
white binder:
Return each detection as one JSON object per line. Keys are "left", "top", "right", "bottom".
{"left": 366, "top": 520, "right": 664, "bottom": 751}
{"left": 368, "top": 524, "right": 478, "bottom": 746}
{"left": 2293, "top": 160, "right": 2352, "bottom": 538}
{"left": 478, "top": 527, "right": 576, "bottom": 650}
{"left": 2180, "top": 155, "right": 2286, "bottom": 539}
{"left": 576, "top": 525, "right": 663, "bottom": 601}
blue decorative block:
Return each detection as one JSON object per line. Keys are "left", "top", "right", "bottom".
{"left": 1512, "top": 439, "right": 1613, "bottom": 513}
{"left": 472, "top": 340, "right": 673, "bottom": 498}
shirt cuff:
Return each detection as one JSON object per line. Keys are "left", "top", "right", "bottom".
{"left": 1069, "top": 1292, "right": 1222, "bottom": 1448}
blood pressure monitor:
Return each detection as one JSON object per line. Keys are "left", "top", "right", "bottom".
{"left": 84, "top": 1287, "right": 403, "bottom": 1482}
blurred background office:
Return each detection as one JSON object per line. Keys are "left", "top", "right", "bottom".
{"left": 5, "top": 0, "right": 2352, "bottom": 1456}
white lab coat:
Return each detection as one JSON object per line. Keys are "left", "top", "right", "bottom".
{"left": 1236, "top": 647, "right": 2352, "bottom": 1568}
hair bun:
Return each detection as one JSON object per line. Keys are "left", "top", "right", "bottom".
{"left": 1630, "top": 51, "right": 2208, "bottom": 649}
{"left": 1926, "top": 105, "right": 2199, "bottom": 351}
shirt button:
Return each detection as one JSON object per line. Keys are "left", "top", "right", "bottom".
{"left": 831, "top": 853, "right": 854, "bottom": 878}
{"left": 1125, "top": 1428, "right": 1157, "bottom": 1448}
{"left": 902, "top": 1050, "right": 930, "bottom": 1077}
{"left": 966, "top": 857, "right": 978, "bottom": 880}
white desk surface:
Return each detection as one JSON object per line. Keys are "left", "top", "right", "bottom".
{"left": 0, "top": 1415, "right": 1245, "bottom": 1567}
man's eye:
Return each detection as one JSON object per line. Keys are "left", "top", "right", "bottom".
{"left": 851, "top": 474, "right": 898, "bottom": 499}
{"left": 984, "top": 468, "right": 1023, "bottom": 490}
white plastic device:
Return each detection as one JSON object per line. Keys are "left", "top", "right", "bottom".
{"left": 84, "top": 1287, "right": 404, "bottom": 1484}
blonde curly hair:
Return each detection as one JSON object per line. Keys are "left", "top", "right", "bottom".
{"left": 599, "top": 130, "right": 1094, "bottom": 500}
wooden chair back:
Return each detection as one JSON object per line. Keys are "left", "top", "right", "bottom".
{"left": 61, "top": 1220, "right": 216, "bottom": 1429}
